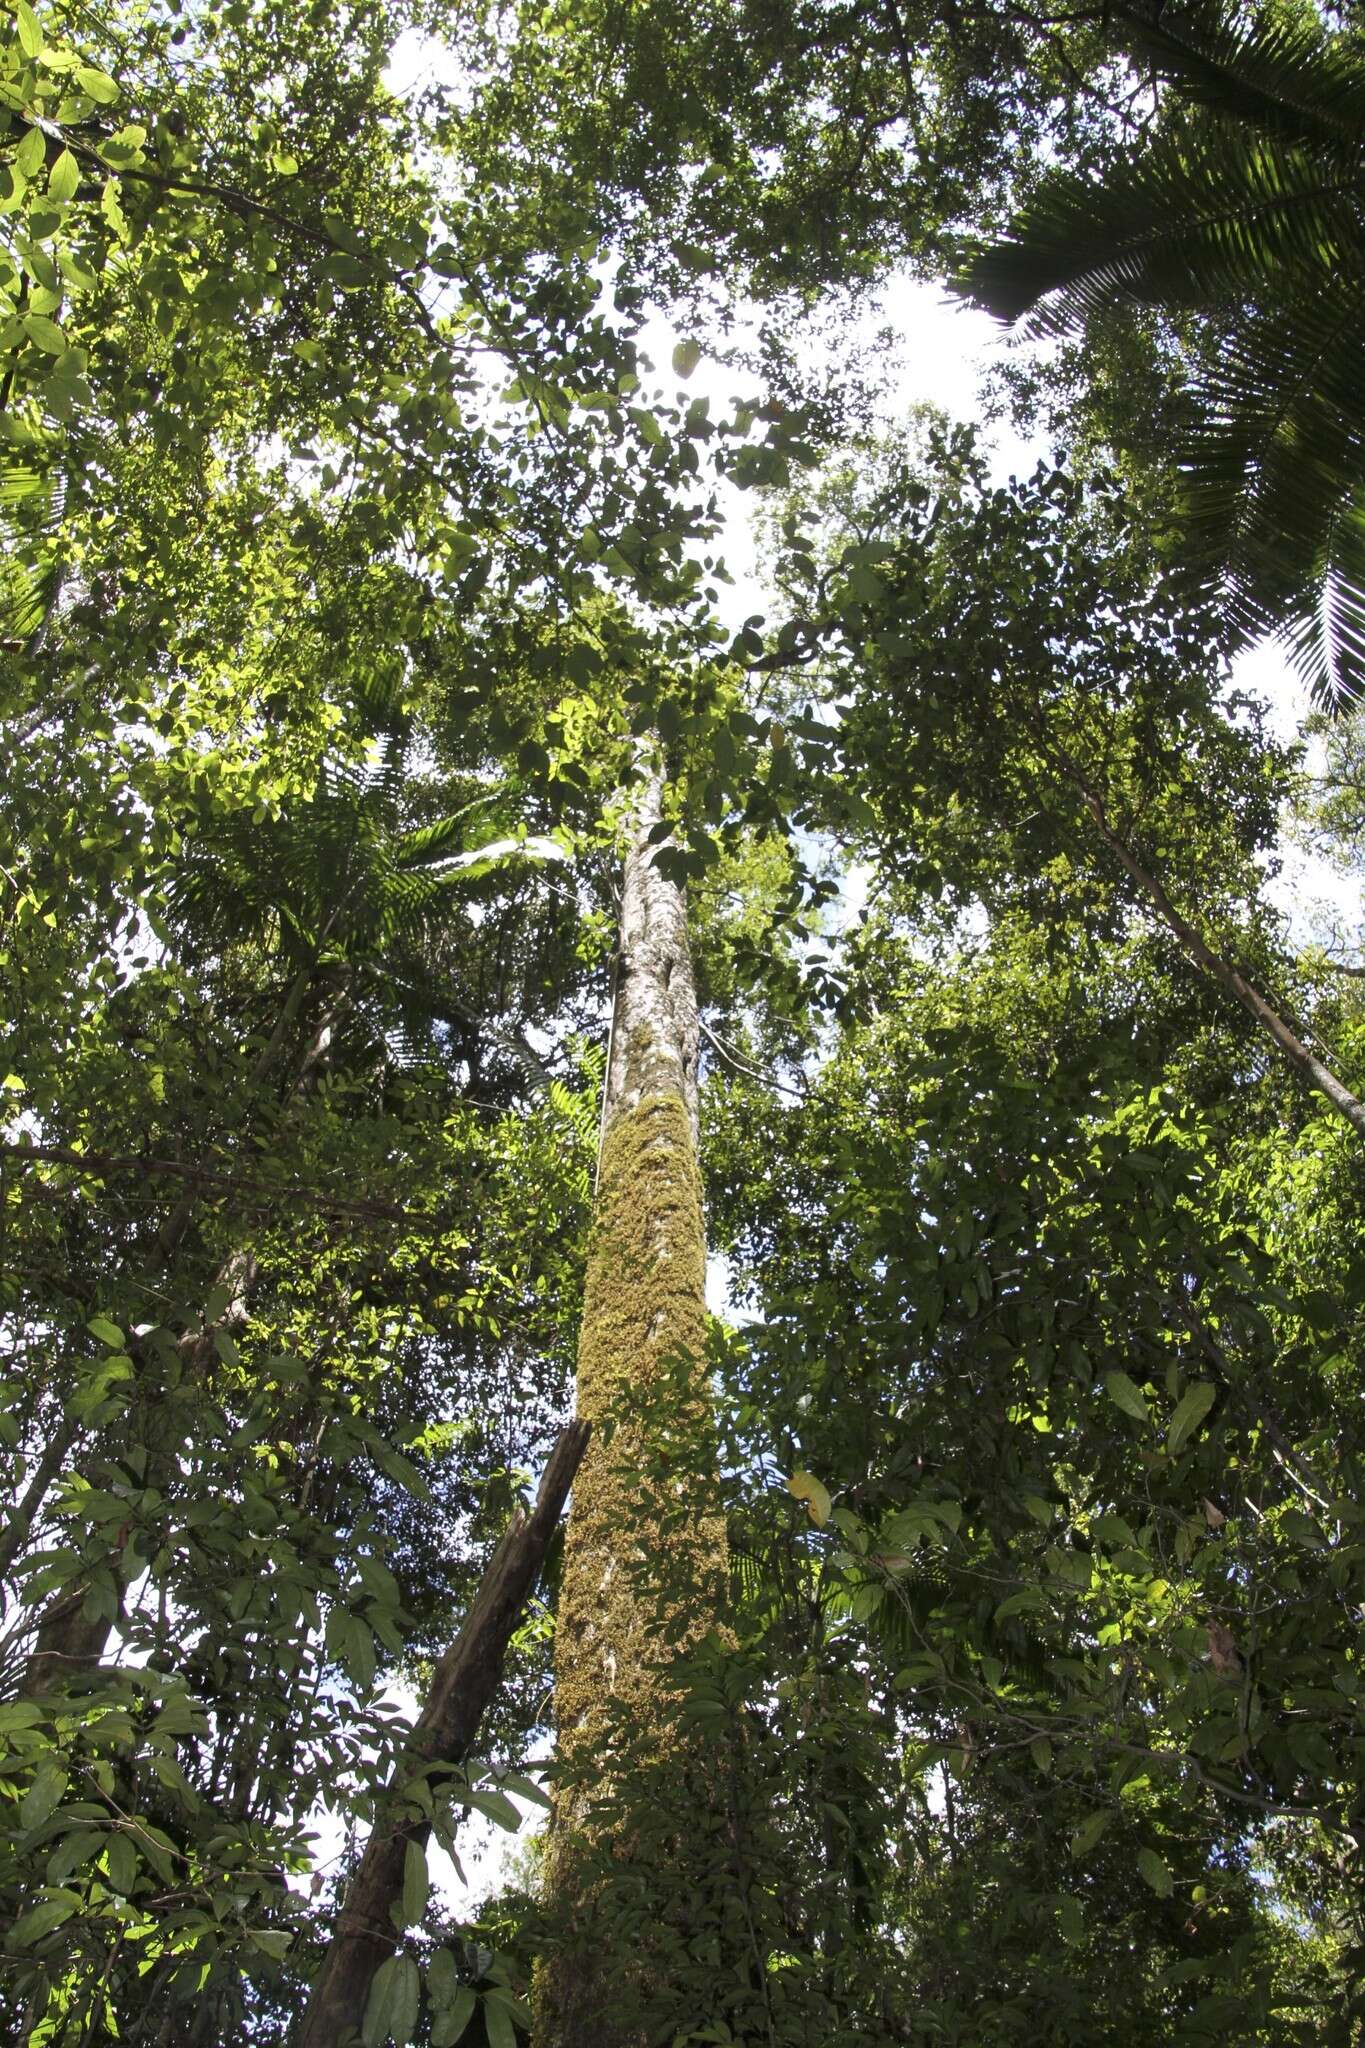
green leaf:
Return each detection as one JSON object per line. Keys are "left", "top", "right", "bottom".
{"left": 1045, "top": 1544, "right": 1092, "bottom": 1590}
{"left": 76, "top": 65, "right": 119, "bottom": 104}
{"left": 1138, "top": 1847, "right": 1174, "bottom": 1897}
{"left": 246, "top": 1928, "right": 294, "bottom": 1959}
{"left": 400, "top": 1838, "right": 428, "bottom": 1928}
{"left": 22, "top": 311, "right": 65, "bottom": 353}
{"left": 20, "top": 1759, "right": 67, "bottom": 1830}
{"left": 428, "top": 1949, "right": 461, "bottom": 2007}
{"left": 482, "top": 1992, "right": 518, "bottom": 2048}
{"left": 14, "top": 125, "right": 44, "bottom": 178}
{"left": 100, "top": 177, "right": 129, "bottom": 242}
{"left": 431, "top": 1986, "right": 477, "bottom": 2047}
{"left": 104, "top": 1831, "right": 137, "bottom": 1896}
{"left": 96, "top": 124, "right": 147, "bottom": 169}
{"left": 12, "top": 1892, "right": 78, "bottom": 1946}
{"left": 373, "top": 1445, "right": 432, "bottom": 1502}
{"left": 1057, "top": 1894, "right": 1085, "bottom": 1945}
{"left": 994, "top": 1587, "right": 1046, "bottom": 1619}
{"left": 1167, "top": 1380, "right": 1216, "bottom": 1455}
{"left": 47, "top": 149, "right": 78, "bottom": 202}
{"left": 15, "top": 1, "right": 42, "bottom": 58}
{"left": 461, "top": 1783, "right": 521, "bottom": 1831}
{"left": 1070, "top": 1809, "right": 1112, "bottom": 1859}
{"left": 364, "top": 1953, "right": 421, "bottom": 2048}
{"left": 671, "top": 337, "right": 702, "bottom": 380}
{"left": 46, "top": 1828, "right": 102, "bottom": 1885}
{"left": 87, "top": 1316, "right": 124, "bottom": 1348}
{"left": 1104, "top": 1370, "right": 1150, "bottom": 1422}
{"left": 498, "top": 1770, "right": 552, "bottom": 1810}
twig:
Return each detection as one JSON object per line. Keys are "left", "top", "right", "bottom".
{"left": 698, "top": 1017, "right": 804, "bottom": 1097}
{"left": 0, "top": 1143, "right": 432, "bottom": 1228}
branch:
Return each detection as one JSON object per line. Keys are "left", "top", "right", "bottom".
{"left": 296, "top": 1420, "right": 591, "bottom": 2047}
{"left": 698, "top": 1018, "right": 805, "bottom": 1098}
{"left": 0, "top": 1143, "right": 430, "bottom": 1228}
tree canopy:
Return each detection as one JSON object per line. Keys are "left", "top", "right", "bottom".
{"left": 2, "top": 0, "right": 1364, "bottom": 2044}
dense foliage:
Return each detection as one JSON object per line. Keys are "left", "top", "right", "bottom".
{"left": 2, "top": 0, "right": 1364, "bottom": 2043}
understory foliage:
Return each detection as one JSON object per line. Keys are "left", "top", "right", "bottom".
{"left": 2, "top": 0, "right": 1365, "bottom": 2043}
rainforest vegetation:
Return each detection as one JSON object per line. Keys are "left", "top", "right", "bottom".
{"left": 3, "top": 0, "right": 1365, "bottom": 2040}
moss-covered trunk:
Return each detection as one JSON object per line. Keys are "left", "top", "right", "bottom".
{"left": 534, "top": 769, "right": 730, "bottom": 2047}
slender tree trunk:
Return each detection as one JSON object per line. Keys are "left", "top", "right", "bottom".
{"left": 0, "top": 1416, "right": 79, "bottom": 1582}
{"left": 295, "top": 1419, "right": 590, "bottom": 2048}
{"left": 534, "top": 769, "right": 730, "bottom": 2048}
{"left": 1065, "top": 764, "right": 1365, "bottom": 1137}
{"left": 19, "top": 966, "right": 322, "bottom": 1694}
{"left": 21, "top": 1249, "right": 258, "bottom": 1694}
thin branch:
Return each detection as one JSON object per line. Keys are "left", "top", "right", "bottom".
{"left": 698, "top": 1017, "right": 805, "bottom": 1097}
{"left": 1, "top": 1143, "right": 433, "bottom": 1228}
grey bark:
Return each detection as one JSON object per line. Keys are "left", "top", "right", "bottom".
{"left": 602, "top": 770, "right": 701, "bottom": 1143}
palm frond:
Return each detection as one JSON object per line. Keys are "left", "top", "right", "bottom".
{"left": 954, "top": 121, "right": 1362, "bottom": 329}
{"left": 421, "top": 833, "right": 571, "bottom": 885}
{"left": 0, "top": 444, "right": 65, "bottom": 646}
{"left": 1176, "top": 278, "right": 1365, "bottom": 704}
{"left": 394, "top": 812, "right": 481, "bottom": 869}
{"left": 1276, "top": 496, "right": 1365, "bottom": 712}
{"left": 1119, "top": 2, "right": 1365, "bottom": 153}
{"left": 951, "top": 6, "right": 1365, "bottom": 714}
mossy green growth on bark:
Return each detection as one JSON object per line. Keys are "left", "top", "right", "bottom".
{"left": 535, "top": 1088, "right": 730, "bottom": 2048}
{"left": 554, "top": 1086, "right": 725, "bottom": 1756}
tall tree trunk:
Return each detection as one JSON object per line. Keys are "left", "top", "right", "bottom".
{"left": 295, "top": 1419, "right": 590, "bottom": 2048}
{"left": 534, "top": 769, "right": 731, "bottom": 2048}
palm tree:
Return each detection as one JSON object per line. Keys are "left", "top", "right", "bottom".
{"left": 953, "top": 1, "right": 1365, "bottom": 711}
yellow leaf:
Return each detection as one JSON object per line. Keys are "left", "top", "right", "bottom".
{"left": 787, "top": 1470, "right": 831, "bottom": 1526}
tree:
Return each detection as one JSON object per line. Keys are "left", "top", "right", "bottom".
{"left": 764, "top": 424, "right": 1365, "bottom": 1137}
{"left": 954, "top": 1, "right": 1365, "bottom": 710}
{"left": 530, "top": 764, "right": 732, "bottom": 2047}
{"left": 0, "top": 0, "right": 805, "bottom": 2026}
{"left": 704, "top": 898, "right": 1365, "bottom": 2038}
{"left": 6, "top": 0, "right": 1365, "bottom": 2041}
